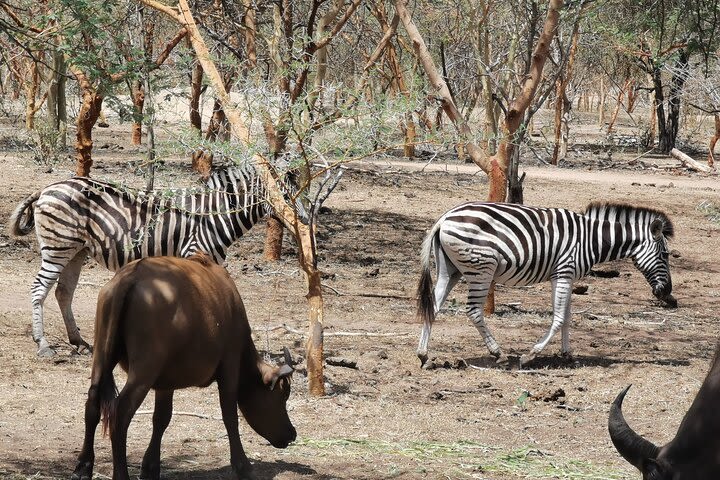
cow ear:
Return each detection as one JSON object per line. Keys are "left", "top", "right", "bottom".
{"left": 270, "top": 364, "right": 294, "bottom": 391}
{"left": 650, "top": 219, "right": 664, "bottom": 241}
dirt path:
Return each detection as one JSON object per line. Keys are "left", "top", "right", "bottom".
{"left": 0, "top": 140, "right": 718, "bottom": 479}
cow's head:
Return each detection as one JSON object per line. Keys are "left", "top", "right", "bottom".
{"left": 239, "top": 347, "right": 296, "bottom": 448}
{"left": 632, "top": 217, "right": 676, "bottom": 308}
{"left": 609, "top": 385, "right": 668, "bottom": 479}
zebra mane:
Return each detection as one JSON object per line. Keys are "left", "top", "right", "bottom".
{"left": 583, "top": 202, "right": 674, "bottom": 238}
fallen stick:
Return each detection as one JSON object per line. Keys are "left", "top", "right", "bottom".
{"left": 266, "top": 324, "right": 410, "bottom": 337}
{"left": 135, "top": 410, "right": 221, "bottom": 420}
{"left": 670, "top": 148, "right": 715, "bottom": 173}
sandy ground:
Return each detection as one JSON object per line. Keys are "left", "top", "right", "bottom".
{"left": 0, "top": 116, "right": 718, "bottom": 480}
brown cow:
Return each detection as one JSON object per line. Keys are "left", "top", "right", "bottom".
{"left": 72, "top": 253, "right": 296, "bottom": 480}
{"left": 609, "top": 345, "right": 720, "bottom": 479}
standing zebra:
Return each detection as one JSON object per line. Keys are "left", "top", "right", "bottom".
{"left": 416, "top": 201, "right": 676, "bottom": 368}
{"left": 9, "top": 166, "right": 282, "bottom": 357}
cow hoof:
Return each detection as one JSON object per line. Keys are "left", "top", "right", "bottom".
{"left": 75, "top": 342, "right": 93, "bottom": 355}
{"left": 233, "top": 463, "right": 256, "bottom": 480}
{"left": 71, "top": 461, "right": 93, "bottom": 480}
{"left": 140, "top": 461, "right": 160, "bottom": 480}
{"left": 37, "top": 345, "right": 56, "bottom": 358}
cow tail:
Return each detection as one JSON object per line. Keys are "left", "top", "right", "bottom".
{"left": 94, "top": 271, "right": 136, "bottom": 436}
{"left": 417, "top": 220, "right": 441, "bottom": 327}
{"left": 8, "top": 190, "right": 41, "bottom": 237}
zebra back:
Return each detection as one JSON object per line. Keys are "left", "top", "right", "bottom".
{"left": 29, "top": 166, "right": 267, "bottom": 271}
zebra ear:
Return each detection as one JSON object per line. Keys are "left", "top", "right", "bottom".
{"left": 650, "top": 219, "right": 664, "bottom": 240}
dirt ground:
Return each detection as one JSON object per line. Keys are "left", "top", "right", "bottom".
{"left": 0, "top": 114, "right": 719, "bottom": 480}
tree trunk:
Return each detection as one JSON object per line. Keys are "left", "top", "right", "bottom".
{"left": 598, "top": 77, "right": 606, "bottom": 126}
{"left": 24, "top": 60, "right": 39, "bottom": 130}
{"left": 708, "top": 113, "right": 719, "bottom": 168}
{"left": 47, "top": 50, "right": 67, "bottom": 149}
{"left": 131, "top": 79, "right": 145, "bottom": 145}
{"left": 141, "top": 0, "right": 327, "bottom": 395}
{"left": 190, "top": 61, "right": 204, "bottom": 133}
{"left": 551, "top": 22, "right": 579, "bottom": 165}
{"left": 75, "top": 88, "right": 104, "bottom": 177}
{"left": 264, "top": 217, "right": 285, "bottom": 261}
{"left": 607, "top": 78, "right": 629, "bottom": 134}
{"left": 658, "top": 50, "right": 689, "bottom": 154}
{"left": 242, "top": 0, "right": 257, "bottom": 71}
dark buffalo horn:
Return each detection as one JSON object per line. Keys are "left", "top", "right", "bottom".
{"left": 283, "top": 346, "right": 294, "bottom": 367}
{"left": 608, "top": 385, "right": 661, "bottom": 472}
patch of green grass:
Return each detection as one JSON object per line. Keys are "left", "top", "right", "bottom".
{"left": 291, "top": 438, "right": 628, "bottom": 479}
{"left": 697, "top": 200, "right": 720, "bottom": 224}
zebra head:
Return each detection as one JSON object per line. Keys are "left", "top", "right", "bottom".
{"left": 632, "top": 214, "right": 675, "bottom": 307}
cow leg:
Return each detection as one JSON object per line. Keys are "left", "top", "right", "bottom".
{"left": 111, "top": 379, "right": 151, "bottom": 480}
{"left": 55, "top": 250, "right": 92, "bottom": 354}
{"left": 520, "top": 276, "right": 573, "bottom": 367}
{"left": 417, "top": 246, "right": 462, "bottom": 364}
{"left": 466, "top": 275, "right": 505, "bottom": 364}
{"left": 217, "top": 376, "right": 253, "bottom": 479}
{"left": 140, "top": 389, "right": 174, "bottom": 480}
{"left": 72, "top": 384, "right": 102, "bottom": 480}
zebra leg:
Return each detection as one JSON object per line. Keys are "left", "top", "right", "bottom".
{"left": 417, "top": 248, "right": 461, "bottom": 365}
{"left": 520, "top": 276, "right": 574, "bottom": 367}
{"left": 55, "top": 250, "right": 92, "bottom": 354}
{"left": 30, "top": 263, "right": 63, "bottom": 357}
{"left": 466, "top": 277, "right": 506, "bottom": 363}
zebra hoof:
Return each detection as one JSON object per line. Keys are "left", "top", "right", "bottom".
{"left": 519, "top": 353, "right": 536, "bottom": 368}
{"left": 495, "top": 354, "right": 510, "bottom": 368}
{"left": 37, "top": 345, "right": 56, "bottom": 358}
{"left": 417, "top": 353, "right": 428, "bottom": 368}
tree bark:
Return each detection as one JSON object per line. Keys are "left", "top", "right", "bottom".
{"left": 131, "top": 80, "right": 145, "bottom": 145}
{"left": 74, "top": 87, "right": 104, "bottom": 177}
{"left": 264, "top": 217, "right": 285, "bottom": 261}
{"left": 141, "top": 0, "right": 326, "bottom": 396}
{"left": 708, "top": 113, "right": 719, "bottom": 167}
{"left": 658, "top": 50, "right": 689, "bottom": 153}
{"left": 189, "top": 61, "right": 204, "bottom": 133}
{"left": 551, "top": 22, "right": 580, "bottom": 165}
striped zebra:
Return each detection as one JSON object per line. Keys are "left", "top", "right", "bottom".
{"left": 416, "top": 201, "right": 676, "bottom": 368}
{"left": 9, "top": 166, "right": 279, "bottom": 357}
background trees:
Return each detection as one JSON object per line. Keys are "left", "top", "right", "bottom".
{"left": 1, "top": 0, "right": 718, "bottom": 393}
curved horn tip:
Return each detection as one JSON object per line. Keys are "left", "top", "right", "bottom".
{"left": 613, "top": 384, "right": 633, "bottom": 407}
{"left": 283, "top": 346, "right": 294, "bottom": 366}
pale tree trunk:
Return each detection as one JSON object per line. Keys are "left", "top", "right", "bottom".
{"left": 371, "top": 6, "right": 415, "bottom": 157}
{"left": 24, "top": 60, "right": 40, "bottom": 130}
{"left": 131, "top": 15, "right": 155, "bottom": 146}
{"left": 242, "top": 0, "right": 257, "bottom": 71}
{"left": 396, "top": 0, "right": 564, "bottom": 315}
{"left": 709, "top": 113, "right": 720, "bottom": 167}
{"left": 607, "top": 78, "right": 630, "bottom": 133}
{"left": 141, "top": 0, "right": 327, "bottom": 395}
{"left": 47, "top": 50, "right": 67, "bottom": 149}
{"left": 551, "top": 22, "right": 580, "bottom": 165}
{"left": 598, "top": 77, "right": 606, "bottom": 126}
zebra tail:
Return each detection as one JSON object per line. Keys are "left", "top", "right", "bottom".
{"left": 8, "top": 190, "right": 41, "bottom": 237}
{"left": 417, "top": 221, "right": 440, "bottom": 326}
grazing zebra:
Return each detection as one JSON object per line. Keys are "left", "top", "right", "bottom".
{"left": 9, "top": 166, "right": 279, "bottom": 357}
{"left": 416, "top": 201, "right": 676, "bottom": 368}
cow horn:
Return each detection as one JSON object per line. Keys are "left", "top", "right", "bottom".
{"left": 608, "top": 385, "right": 660, "bottom": 472}
{"left": 283, "top": 346, "right": 294, "bottom": 367}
